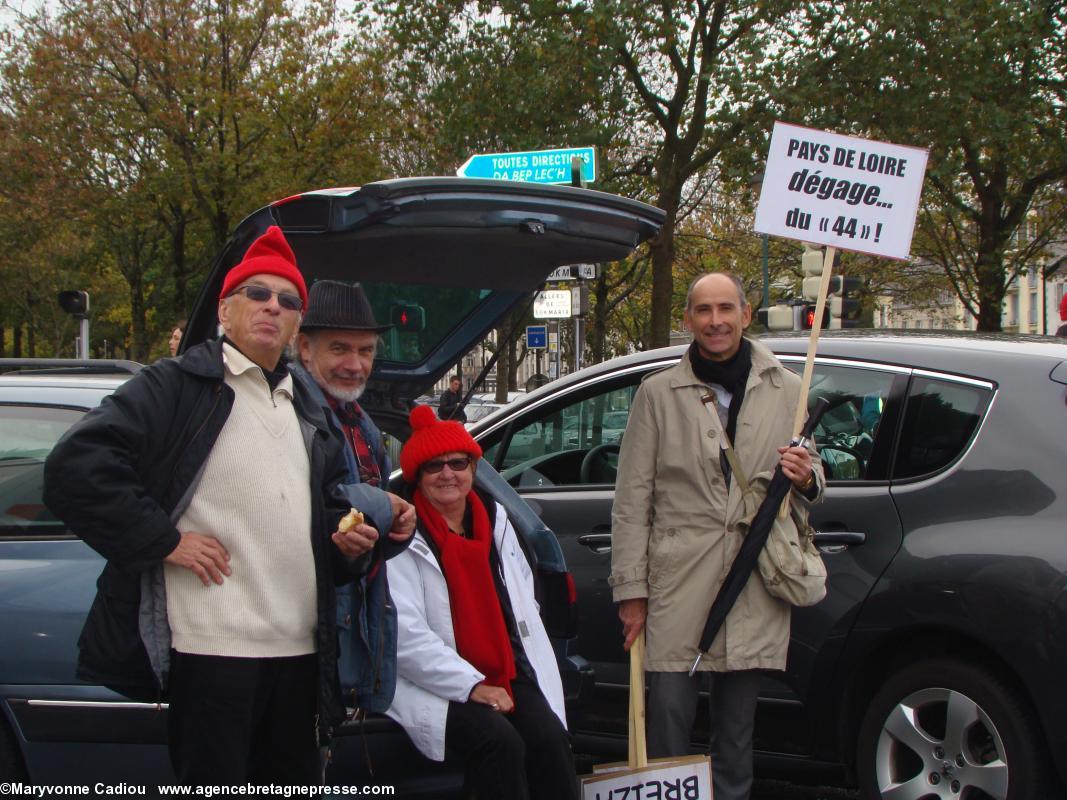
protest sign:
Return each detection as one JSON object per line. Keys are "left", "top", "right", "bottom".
{"left": 580, "top": 755, "right": 713, "bottom": 799}
{"left": 580, "top": 635, "right": 714, "bottom": 799}
{"left": 754, "top": 121, "right": 929, "bottom": 260}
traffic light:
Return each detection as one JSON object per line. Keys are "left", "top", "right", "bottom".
{"left": 801, "top": 244, "right": 824, "bottom": 301}
{"left": 390, "top": 303, "right": 426, "bottom": 332}
{"left": 829, "top": 276, "right": 863, "bottom": 328}
{"left": 800, "top": 304, "right": 829, "bottom": 330}
{"left": 57, "top": 290, "right": 90, "bottom": 359}
{"left": 757, "top": 304, "right": 794, "bottom": 331}
{"left": 58, "top": 290, "right": 90, "bottom": 317}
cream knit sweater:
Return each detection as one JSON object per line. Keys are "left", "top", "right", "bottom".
{"left": 165, "top": 344, "right": 317, "bottom": 657}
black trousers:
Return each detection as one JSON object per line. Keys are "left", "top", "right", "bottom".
{"left": 167, "top": 651, "right": 320, "bottom": 786}
{"left": 444, "top": 674, "right": 578, "bottom": 800}
{"left": 646, "top": 670, "right": 761, "bottom": 800}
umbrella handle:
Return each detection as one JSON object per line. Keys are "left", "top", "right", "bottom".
{"left": 778, "top": 395, "right": 833, "bottom": 519}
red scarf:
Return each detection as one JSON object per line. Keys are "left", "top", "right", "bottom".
{"left": 414, "top": 488, "right": 516, "bottom": 702}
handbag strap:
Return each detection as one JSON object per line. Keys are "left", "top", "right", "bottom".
{"left": 700, "top": 389, "right": 750, "bottom": 493}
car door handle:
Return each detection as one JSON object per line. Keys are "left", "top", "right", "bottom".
{"left": 578, "top": 533, "right": 613, "bottom": 554}
{"left": 814, "top": 530, "right": 866, "bottom": 553}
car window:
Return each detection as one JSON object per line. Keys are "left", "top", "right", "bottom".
{"left": 465, "top": 402, "right": 502, "bottom": 424}
{"left": 493, "top": 383, "right": 637, "bottom": 487}
{"left": 783, "top": 361, "right": 903, "bottom": 482}
{"left": 358, "top": 282, "right": 491, "bottom": 365}
{"left": 893, "top": 375, "right": 993, "bottom": 480}
{"left": 0, "top": 405, "right": 83, "bottom": 534}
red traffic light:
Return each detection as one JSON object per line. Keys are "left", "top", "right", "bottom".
{"left": 390, "top": 303, "right": 426, "bottom": 332}
{"left": 801, "top": 304, "right": 829, "bottom": 330}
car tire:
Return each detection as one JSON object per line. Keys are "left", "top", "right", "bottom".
{"left": 856, "top": 658, "right": 1054, "bottom": 800}
{"left": 0, "top": 716, "right": 27, "bottom": 780}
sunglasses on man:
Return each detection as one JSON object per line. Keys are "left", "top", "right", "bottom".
{"left": 421, "top": 455, "right": 473, "bottom": 474}
{"left": 228, "top": 285, "right": 303, "bottom": 312}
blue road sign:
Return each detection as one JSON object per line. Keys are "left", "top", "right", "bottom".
{"left": 457, "top": 147, "right": 596, "bottom": 185}
{"left": 526, "top": 325, "right": 548, "bottom": 349}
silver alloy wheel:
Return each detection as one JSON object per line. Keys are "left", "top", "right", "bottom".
{"left": 875, "top": 687, "right": 1009, "bottom": 799}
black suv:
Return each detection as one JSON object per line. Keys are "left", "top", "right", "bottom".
{"left": 469, "top": 332, "right": 1067, "bottom": 800}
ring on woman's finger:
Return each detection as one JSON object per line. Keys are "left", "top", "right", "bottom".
{"left": 491, "top": 702, "right": 499, "bottom": 709}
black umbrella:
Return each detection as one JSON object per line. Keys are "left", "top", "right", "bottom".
{"left": 689, "top": 396, "right": 831, "bottom": 675}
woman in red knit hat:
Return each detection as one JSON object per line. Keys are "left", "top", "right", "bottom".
{"left": 385, "top": 405, "right": 578, "bottom": 800}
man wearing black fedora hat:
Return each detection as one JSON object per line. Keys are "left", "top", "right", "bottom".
{"left": 292, "top": 279, "right": 416, "bottom": 721}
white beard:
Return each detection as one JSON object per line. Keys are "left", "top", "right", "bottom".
{"left": 323, "top": 382, "right": 365, "bottom": 403}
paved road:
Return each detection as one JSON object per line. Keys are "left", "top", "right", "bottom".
{"left": 752, "top": 779, "right": 859, "bottom": 799}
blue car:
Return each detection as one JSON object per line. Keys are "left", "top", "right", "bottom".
{"left": 0, "top": 178, "right": 664, "bottom": 795}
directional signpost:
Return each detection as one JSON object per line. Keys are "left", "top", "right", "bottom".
{"left": 525, "top": 325, "right": 548, "bottom": 349}
{"left": 533, "top": 290, "right": 572, "bottom": 319}
{"left": 457, "top": 147, "right": 596, "bottom": 185}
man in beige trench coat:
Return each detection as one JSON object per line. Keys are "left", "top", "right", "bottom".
{"left": 609, "top": 272, "right": 824, "bottom": 800}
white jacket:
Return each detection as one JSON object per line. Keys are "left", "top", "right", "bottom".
{"left": 385, "top": 500, "right": 567, "bottom": 761}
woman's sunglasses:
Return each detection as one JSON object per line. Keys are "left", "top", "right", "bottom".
{"left": 229, "top": 285, "right": 303, "bottom": 312}
{"left": 421, "top": 455, "right": 473, "bottom": 474}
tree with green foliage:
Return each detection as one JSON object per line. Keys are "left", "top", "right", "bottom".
{"left": 0, "top": 0, "right": 396, "bottom": 358}
{"left": 819, "top": 0, "right": 1067, "bottom": 331}
{"left": 371, "top": 0, "right": 828, "bottom": 350}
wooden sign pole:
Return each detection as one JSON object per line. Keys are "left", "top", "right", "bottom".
{"left": 792, "top": 246, "right": 836, "bottom": 438}
{"left": 628, "top": 632, "right": 647, "bottom": 769}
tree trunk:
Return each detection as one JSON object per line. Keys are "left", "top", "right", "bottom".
{"left": 974, "top": 217, "right": 1008, "bottom": 332}
{"left": 508, "top": 339, "right": 521, "bottom": 392}
{"left": 494, "top": 323, "right": 511, "bottom": 404}
{"left": 975, "top": 251, "right": 1005, "bottom": 332}
{"left": 649, "top": 211, "right": 677, "bottom": 347}
{"left": 591, "top": 273, "right": 609, "bottom": 362}
{"left": 171, "top": 213, "right": 189, "bottom": 314}
{"left": 13, "top": 326, "right": 22, "bottom": 358}
{"left": 25, "top": 294, "right": 36, "bottom": 357}
{"left": 128, "top": 275, "right": 149, "bottom": 361}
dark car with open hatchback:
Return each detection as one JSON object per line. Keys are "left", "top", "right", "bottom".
{"left": 0, "top": 178, "right": 664, "bottom": 797}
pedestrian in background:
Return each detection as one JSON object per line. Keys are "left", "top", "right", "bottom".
{"left": 610, "top": 272, "right": 823, "bottom": 800}
{"left": 438, "top": 374, "right": 468, "bottom": 422}
{"left": 168, "top": 319, "right": 186, "bottom": 357}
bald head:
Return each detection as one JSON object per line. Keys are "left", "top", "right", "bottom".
{"left": 683, "top": 272, "right": 752, "bottom": 362}
{"left": 686, "top": 272, "right": 747, "bottom": 312}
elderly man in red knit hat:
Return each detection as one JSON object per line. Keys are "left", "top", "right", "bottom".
{"left": 45, "top": 226, "right": 394, "bottom": 786}
{"left": 1056, "top": 293, "right": 1067, "bottom": 338}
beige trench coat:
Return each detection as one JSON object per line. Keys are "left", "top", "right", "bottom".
{"left": 609, "top": 340, "right": 823, "bottom": 672}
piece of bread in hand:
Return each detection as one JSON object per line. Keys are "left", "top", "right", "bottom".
{"left": 338, "top": 508, "right": 365, "bottom": 533}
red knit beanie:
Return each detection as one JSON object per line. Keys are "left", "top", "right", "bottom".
{"left": 400, "top": 405, "right": 483, "bottom": 483}
{"left": 219, "top": 226, "right": 308, "bottom": 310}
{"left": 1060, "top": 292, "right": 1067, "bottom": 322}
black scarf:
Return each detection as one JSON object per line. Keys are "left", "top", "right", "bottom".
{"left": 688, "top": 338, "right": 752, "bottom": 446}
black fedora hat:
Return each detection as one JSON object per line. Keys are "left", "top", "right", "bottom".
{"left": 300, "top": 280, "right": 393, "bottom": 333}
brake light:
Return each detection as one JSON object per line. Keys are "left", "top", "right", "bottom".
{"left": 565, "top": 572, "right": 577, "bottom": 605}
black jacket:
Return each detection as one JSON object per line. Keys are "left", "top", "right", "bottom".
{"left": 437, "top": 388, "right": 467, "bottom": 423}
{"left": 43, "top": 339, "right": 355, "bottom": 740}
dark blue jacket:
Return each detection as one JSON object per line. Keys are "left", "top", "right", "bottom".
{"left": 43, "top": 339, "right": 369, "bottom": 742}
{"left": 290, "top": 363, "right": 402, "bottom": 714}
